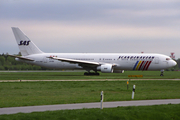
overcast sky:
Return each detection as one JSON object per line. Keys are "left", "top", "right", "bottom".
{"left": 0, "top": 0, "right": 180, "bottom": 58}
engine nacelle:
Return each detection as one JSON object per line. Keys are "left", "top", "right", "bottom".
{"left": 97, "top": 64, "right": 113, "bottom": 73}
{"left": 113, "top": 70, "right": 124, "bottom": 73}
{"left": 15, "top": 58, "right": 20, "bottom": 61}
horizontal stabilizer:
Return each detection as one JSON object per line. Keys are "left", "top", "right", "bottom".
{"left": 8, "top": 55, "right": 34, "bottom": 61}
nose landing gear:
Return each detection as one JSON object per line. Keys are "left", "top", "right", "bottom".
{"left": 160, "top": 69, "right": 164, "bottom": 76}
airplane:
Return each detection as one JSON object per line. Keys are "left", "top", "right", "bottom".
{"left": 9, "top": 27, "right": 177, "bottom": 75}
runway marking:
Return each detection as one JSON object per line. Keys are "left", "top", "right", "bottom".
{"left": 0, "top": 99, "right": 180, "bottom": 115}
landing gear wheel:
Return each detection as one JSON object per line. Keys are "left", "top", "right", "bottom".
{"left": 95, "top": 73, "right": 99, "bottom": 75}
{"left": 160, "top": 69, "right": 164, "bottom": 76}
{"left": 84, "top": 72, "right": 100, "bottom": 76}
{"left": 84, "top": 72, "right": 88, "bottom": 75}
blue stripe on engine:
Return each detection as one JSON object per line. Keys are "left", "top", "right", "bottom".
{"left": 133, "top": 61, "right": 139, "bottom": 70}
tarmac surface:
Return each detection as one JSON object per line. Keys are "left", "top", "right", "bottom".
{"left": 0, "top": 79, "right": 180, "bottom": 82}
{"left": 0, "top": 99, "right": 180, "bottom": 115}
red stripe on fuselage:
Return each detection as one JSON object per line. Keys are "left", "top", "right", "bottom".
{"left": 138, "top": 61, "right": 144, "bottom": 70}
{"left": 145, "top": 61, "right": 152, "bottom": 70}
{"left": 140, "top": 61, "right": 146, "bottom": 70}
{"left": 143, "top": 61, "right": 149, "bottom": 70}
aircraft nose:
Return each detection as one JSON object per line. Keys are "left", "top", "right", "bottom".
{"left": 170, "top": 60, "right": 177, "bottom": 67}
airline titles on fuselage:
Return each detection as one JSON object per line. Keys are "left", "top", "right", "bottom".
{"left": 118, "top": 56, "right": 155, "bottom": 60}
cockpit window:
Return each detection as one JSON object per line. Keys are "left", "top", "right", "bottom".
{"left": 166, "top": 58, "right": 171, "bottom": 60}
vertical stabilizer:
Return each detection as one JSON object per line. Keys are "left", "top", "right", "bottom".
{"left": 11, "top": 27, "right": 43, "bottom": 56}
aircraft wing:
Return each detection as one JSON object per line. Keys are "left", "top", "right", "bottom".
{"left": 48, "top": 57, "right": 118, "bottom": 69}
{"left": 48, "top": 57, "right": 100, "bottom": 66}
{"left": 8, "top": 55, "right": 34, "bottom": 61}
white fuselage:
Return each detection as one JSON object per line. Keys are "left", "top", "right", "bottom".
{"left": 16, "top": 53, "right": 176, "bottom": 71}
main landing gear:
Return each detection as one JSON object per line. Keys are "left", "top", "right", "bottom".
{"left": 84, "top": 72, "right": 100, "bottom": 76}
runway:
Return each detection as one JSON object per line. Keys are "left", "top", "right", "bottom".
{"left": 0, "top": 79, "right": 180, "bottom": 82}
{"left": 0, "top": 99, "right": 180, "bottom": 115}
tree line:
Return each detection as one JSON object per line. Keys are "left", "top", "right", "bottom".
{"left": 0, "top": 53, "right": 179, "bottom": 71}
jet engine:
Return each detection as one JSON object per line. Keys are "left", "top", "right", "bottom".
{"left": 97, "top": 64, "right": 113, "bottom": 73}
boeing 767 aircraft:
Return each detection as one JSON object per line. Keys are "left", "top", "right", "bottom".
{"left": 9, "top": 27, "right": 177, "bottom": 75}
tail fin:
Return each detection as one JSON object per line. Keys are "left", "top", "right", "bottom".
{"left": 11, "top": 27, "right": 43, "bottom": 56}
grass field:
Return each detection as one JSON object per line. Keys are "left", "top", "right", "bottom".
{"left": 0, "top": 104, "right": 180, "bottom": 120}
{"left": 0, "top": 80, "right": 180, "bottom": 108}
{"left": 0, "top": 71, "right": 179, "bottom": 119}
{"left": 0, "top": 71, "right": 179, "bottom": 80}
